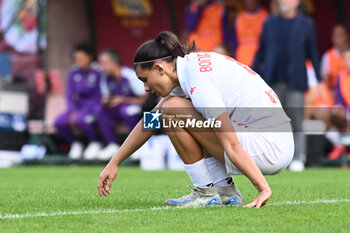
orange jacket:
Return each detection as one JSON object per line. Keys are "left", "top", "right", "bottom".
{"left": 235, "top": 8, "right": 268, "bottom": 66}
{"left": 323, "top": 48, "right": 345, "bottom": 88}
{"left": 188, "top": 2, "right": 225, "bottom": 52}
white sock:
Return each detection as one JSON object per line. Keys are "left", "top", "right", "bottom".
{"left": 205, "top": 157, "right": 232, "bottom": 186}
{"left": 183, "top": 158, "right": 213, "bottom": 188}
{"left": 325, "top": 128, "right": 341, "bottom": 146}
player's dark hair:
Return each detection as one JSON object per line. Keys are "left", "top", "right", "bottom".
{"left": 74, "top": 42, "right": 94, "bottom": 58}
{"left": 134, "top": 31, "right": 197, "bottom": 70}
{"left": 99, "top": 48, "right": 123, "bottom": 65}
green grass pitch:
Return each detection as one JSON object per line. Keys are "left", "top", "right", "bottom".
{"left": 0, "top": 166, "right": 349, "bottom": 232}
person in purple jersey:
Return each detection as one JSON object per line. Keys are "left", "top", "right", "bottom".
{"left": 54, "top": 43, "right": 102, "bottom": 160}
{"left": 96, "top": 49, "right": 147, "bottom": 160}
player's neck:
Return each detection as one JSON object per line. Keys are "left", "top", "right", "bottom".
{"left": 112, "top": 69, "right": 122, "bottom": 80}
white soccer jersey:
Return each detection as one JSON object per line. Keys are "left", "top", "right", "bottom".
{"left": 171, "top": 52, "right": 290, "bottom": 130}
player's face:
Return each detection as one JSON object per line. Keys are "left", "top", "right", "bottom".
{"left": 244, "top": 0, "right": 259, "bottom": 11}
{"left": 74, "top": 51, "right": 92, "bottom": 70}
{"left": 99, "top": 53, "right": 120, "bottom": 76}
{"left": 135, "top": 64, "right": 174, "bottom": 97}
{"left": 332, "top": 26, "right": 348, "bottom": 49}
{"left": 278, "top": 0, "right": 300, "bottom": 13}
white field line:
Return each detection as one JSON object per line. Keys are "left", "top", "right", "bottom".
{"left": 1, "top": 199, "right": 349, "bottom": 220}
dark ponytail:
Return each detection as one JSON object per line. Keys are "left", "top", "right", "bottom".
{"left": 134, "top": 31, "right": 197, "bottom": 70}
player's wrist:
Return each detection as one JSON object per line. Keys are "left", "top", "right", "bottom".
{"left": 256, "top": 182, "right": 271, "bottom": 193}
{"left": 109, "top": 155, "right": 122, "bottom": 167}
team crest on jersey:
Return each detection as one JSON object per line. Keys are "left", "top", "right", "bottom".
{"left": 88, "top": 74, "right": 97, "bottom": 84}
{"left": 73, "top": 74, "right": 82, "bottom": 82}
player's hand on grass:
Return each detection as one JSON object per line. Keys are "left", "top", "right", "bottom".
{"left": 98, "top": 164, "right": 118, "bottom": 197}
{"left": 245, "top": 188, "right": 272, "bottom": 208}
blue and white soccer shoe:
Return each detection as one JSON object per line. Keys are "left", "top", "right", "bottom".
{"left": 216, "top": 185, "right": 244, "bottom": 206}
{"left": 164, "top": 185, "right": 223, "bottom": 207}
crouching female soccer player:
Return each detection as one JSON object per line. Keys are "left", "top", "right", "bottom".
{"left": 97, "top": 31, "right": 294, "bottom": 208}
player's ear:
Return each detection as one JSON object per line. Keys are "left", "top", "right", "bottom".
{"left": 154, "top": 63, "right": 164, "bottom": 75}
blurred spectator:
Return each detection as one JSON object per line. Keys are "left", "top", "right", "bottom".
{"left": 96, "top": 49, "right": 147, "bottom": 160}
{"left": 336, "top": 48, "right": 350, "bottom": 119}
{"left": 252, "top": 0, "right": 321, "bottom": 172}
{"left": 321, "top": 24, "right": 349, "bottom": 90}
{"left": 54, "top": 43, "right": 102, "bottom": 160}
{"left": 328, "top": 48, "right": 350, "bottom": 161}
{"left": 184, "top": 0, "right": 232, "bottom": 52}
{"left": 234, "top": 0, "right": 268, "bottom": 67}
{"left": 304, "top": 61, "right": 337, "bottom": 163}
{"left": 269, "top": 0, "right": 279, "bottom": 15}
{"left": 304, "top": 60, "right": 334, "bottom": 129}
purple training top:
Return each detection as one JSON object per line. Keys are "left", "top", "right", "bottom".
{"left": 100, "top": 75, "right": 136, "bottom": 98}
{"left": 66, "top": 66, "right": 101, "bottom": 112}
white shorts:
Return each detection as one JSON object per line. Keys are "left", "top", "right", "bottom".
{"left": 224, "top": 122, "right": 294, "bottom": 175}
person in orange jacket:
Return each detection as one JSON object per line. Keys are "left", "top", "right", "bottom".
{"left": 234, "top": 0, "right": 268, "bottom": 67}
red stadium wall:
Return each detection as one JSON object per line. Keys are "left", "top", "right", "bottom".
{"left": 91, "top": 0, "right": 188, "bottom": 67}
{"left": 90, "top": 0, "right": 350, "bottom": 65}
{"left": 312, "top": 0, "right": 338, "bottom": 55}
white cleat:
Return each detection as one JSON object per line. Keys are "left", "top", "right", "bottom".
{"left": 83, "top": 141, "right": 103, "bottom": 160}
{"left": 68, "top": 141, "right": 84, "bottom": 160}
{"left": 216, "top": 185, "right": 244, "bottom": 206}
{"left": 97, "top": 143, "right": 120, "bottom": 161}
{"left": 164, "top": 185, "right": 222, "bottom": 207}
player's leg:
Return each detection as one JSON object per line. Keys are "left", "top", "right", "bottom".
{"left": 162, "top": 97, "right": 294, "bottom": 204}
{"left": 162, "top": 97, "right": 243, "bottom": 206}
{"left": 162, "top": 108, "right": 221, "bottom": 206}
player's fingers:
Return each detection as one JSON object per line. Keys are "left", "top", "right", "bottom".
{"left": 98, "top": 173, "right": 108, "bottom": 196}
{"left": 255, "top": 197, "right": 269, "bottom": 208}
{"left": 101, "top": 181, "right": 108, "bottom": 197}
{"left": 103, "top": 183, "right": 110, "bottom": 195}
{"left": 97, "top": 180, "right": 104, "bottom": 197}
{"left": 106, "top": 177, "right": 114, "bottom": 194}
{"left": 101, "top": 188, "right": 108, "bottom": 197}
{"left": 107, "top": 176, "right": 114, "bottom": 188}
{"left": 98, "top": 186, "right": 103, "bottom": 197}
{"left": 255, "top": 200, "right": 263, "bottom": 208}
{"left": 244, "top": 200, "right": 257, "bottom": 208}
